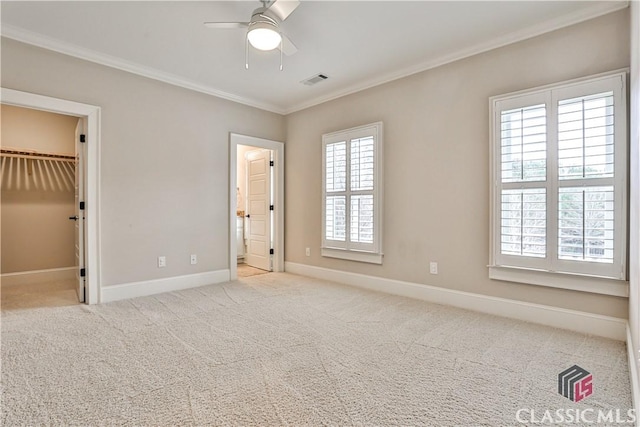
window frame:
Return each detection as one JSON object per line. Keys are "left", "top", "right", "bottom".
{"left": 489, "top": 71, "right": 628, "bottom": 297}
{"left": 322, "top": 122, "right": 383, "bottom": 264}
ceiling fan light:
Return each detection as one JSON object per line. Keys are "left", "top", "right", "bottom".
{"left": 247, "top": 25, "right": 281, "bottom": 51}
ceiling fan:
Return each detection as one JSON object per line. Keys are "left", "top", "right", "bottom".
{"left": 204, "top": 0, "right": 300, "bottom": 70}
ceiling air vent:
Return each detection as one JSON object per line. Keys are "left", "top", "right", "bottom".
{"left": 301, "top": 74, "right": 328, "bottom": 86}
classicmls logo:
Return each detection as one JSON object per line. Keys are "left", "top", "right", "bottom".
{"left": 558, "top": 365, "right": 593, "bottom": 402}
{"left": 515, "top": 366, "right": 634, "bottom": 424}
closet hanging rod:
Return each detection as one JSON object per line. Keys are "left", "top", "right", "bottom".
{"left": 1, "top": 147, "right": 76, "bottom": 162}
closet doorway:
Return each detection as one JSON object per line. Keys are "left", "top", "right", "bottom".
{"left": 1, "top": 88, "right": 100, "bottom": 305}
{"left": 1, "top": 105, "right": 81, "bottom": 308}
{"left": 229, "top": 134, "right": 284, "bottom": 280}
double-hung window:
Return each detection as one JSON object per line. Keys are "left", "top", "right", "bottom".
{"left": 490, "top": 72, "right": 628, "bottom": 296}
{"left": 322, "top": 122, "right": 383, "bottom": 264}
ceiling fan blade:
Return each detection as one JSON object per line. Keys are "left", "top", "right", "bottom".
{"left": 267, "top": 0, "right": 300, "bottom": 21}
{"left": 204, "top": 22, "right": 249, "bottom": 29}
{"left": 279, "top": 34, "right": 298, "bottom": 56}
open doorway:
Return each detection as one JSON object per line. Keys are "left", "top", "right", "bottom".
{"left": 237, "top": 146, "right": 273, "bottom": 278}
{"left": 229, "top": 134, "right": 284, "bottom": 281}
{"left": 1, "top": 105, "right": 81, "bottom": 309}
{"left": 1, "top": 88, "right": 101, "bottom": 304}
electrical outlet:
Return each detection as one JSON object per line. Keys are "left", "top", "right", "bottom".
{"left": 429, "top": 262, "right": 438, "bottom": 275}
{"left": 305, "top": 247, "right": 311, "bottom": 257}
{"left": 158, "top": 256, "right": 166, "bottom": 268}
{"left": 190, "top": 254, "right": 197, "bottom": 265}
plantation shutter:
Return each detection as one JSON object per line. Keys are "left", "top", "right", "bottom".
{"left": 500, "top": 104, "right": 547, "bottom": 183}
{"left": 350, "top": 136, "right": 375, "bottom": 245}
{"left": 491, "top": 72, "right": 626, "bottom": 283}
{"left": 322, "top": 123, "right": 382, "bottom": 258}
{"left": 325, "top": 141, "right": 347, "bottom": 245}
{"left": 495, "top": 92, "right": 550, "bottom": 270}
{"left": 556, "top": 90, "right": 616, "bottom": 266}
{"left": 557, "top": 92, "right": 615, "bottom": 180}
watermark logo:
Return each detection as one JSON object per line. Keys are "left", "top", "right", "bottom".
{"left": 558, "top": 365, "right": 593, "bottom": 403}
{"left": 515, "top": 365, "right": 635, "bottom": 424}
{"left": 516, "top": 408, "right": 637, "bottom": 424}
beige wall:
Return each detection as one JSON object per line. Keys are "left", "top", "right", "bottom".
{"left": 285, "top": 10, "right": 630, "bottom": 318}
{"left": 1, "top": 105, "right": 79, "bottom": 273}
{"left": 1, "top": 192, "right": 76, "bottom": 273}
{"left": 1, "top": 38, "right": 286, "bottom": 286}
{"left": 1, "top": 105, "right": 77, "bottom": 153}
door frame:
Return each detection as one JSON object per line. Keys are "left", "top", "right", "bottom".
{"left": 1, "top": 88, "right": 101, "bottom": 304}
{"left": 229, "top": 133, "right": 284, "bottom": 280}
{"left": 74, "top": 118, "right": 86, "bottom": 302}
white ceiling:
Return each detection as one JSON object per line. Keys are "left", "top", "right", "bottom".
{"left": 0, "top": 1, "right": 628, "bottom": 114}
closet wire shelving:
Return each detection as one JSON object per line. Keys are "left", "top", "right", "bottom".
{"left": 1, "top": 147, "right": 76, "bottom": 192}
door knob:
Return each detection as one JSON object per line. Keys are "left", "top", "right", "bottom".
{"left": 68, "top": 216, "right": 79, "bottom": 221}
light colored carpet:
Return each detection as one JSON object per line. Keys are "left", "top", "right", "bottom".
{"left": 1, "top": 273, "right": 632, "bottom": 426}
{"left": 1, "top": 278, "right": 79, "bottom": 311}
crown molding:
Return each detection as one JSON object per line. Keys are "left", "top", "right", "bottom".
{"left": 283, "top": 1, "right": 629, "bottom": 114}
{"left": 0, "top": 24, "right": 287, "bottom": 115}
{"left": 1, "top": 0, "right": 628, "bottom": 116}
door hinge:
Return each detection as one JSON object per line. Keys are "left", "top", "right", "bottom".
{"left": 270, "top": 205, "right": 274, "bottom": 211}
{"left": 80, "top": 134, "right": 86, "bottom": 143}
{"left": 79, "top": 201, "right": 85, "bottom": 210}
{"left": 270, "top": 160, "right": 274, "bottom": 167}
{"left": 269, "top": 249, "right": 274, "bottom": 255}
{"left": 80, "top": 268, "right": 86, "bottom": 277}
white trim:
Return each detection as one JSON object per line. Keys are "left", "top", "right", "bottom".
{"left": 489, "top": 68, "right": 629, "bottom": 105}
{"left": 0, "top": 88, "right": 101, "bottom": 304}
{"left": 322, "top": 122, "right": 384, "bottom": 261}
{"left": 627, "top": 325, "right": 640, "bottom": 415}
{"left": 229, "top": 133, "right": 285, "bottom": 281}
{"left": 100, "top": 270, "right": 229, "bottom": 303}
{"left": 489, "top": 71, "right": 628, "bottom": 289}
{"left": 628, "top": 0, "right": 640, "bottom": 402}
{"left": 285, "top": 262, "right": 627, "bottom": 341}
{"left": 321, "top": 248, "right": 382, "bottom": 265}
{"left": 0, "top": 2, "right": 626, "bottom": 116}
{"left": 0, "top": 25, "right": 286, "bottom": 115}
{"left": 0, "top": 267, "right": 76, "bottom": 287}
{"left": 489, "top": 266, "right": 629, "bottom": 297}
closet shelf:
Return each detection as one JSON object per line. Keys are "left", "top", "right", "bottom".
{"left": 1, "top": 147, "right": 75, "bottom": 161}
{"left": 1, "top": 147, "right": 76, "bottom": 192}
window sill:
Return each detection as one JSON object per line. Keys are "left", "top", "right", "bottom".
{"left": 489, "top": 265, "right": 628, "bottom": 297}
{"left": 321, "top": 247, "right": 383, "bottom": 265}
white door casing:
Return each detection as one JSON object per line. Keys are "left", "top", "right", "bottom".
{"left": 229, "top": 133, "right": 284, "bottom": 281}
{"left": 74, "top": 118, "right": 86, "bottom": 301}
{"left": 245, "top": 149, "right": 271, "bottom": 271}
{"left": 1, "top": 88, "right": 101, "bottom": 304}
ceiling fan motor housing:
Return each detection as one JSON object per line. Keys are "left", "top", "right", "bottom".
{"left": 249, "top": 7, "right": 281, "bottom": 31}
{"left": 247, "top": 7, "right": 282, "bottom": 51}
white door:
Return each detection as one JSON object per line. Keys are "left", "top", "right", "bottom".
{"left": 73, "top": 119, "right": 86, "bottom": 302}
{"left": 245, "top": 149, "right": 272, "bottom": 271}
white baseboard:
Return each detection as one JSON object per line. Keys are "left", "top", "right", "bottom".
{"left": 100, "top": 269, "right": 230, "bottom": 303}
{"left": 627, "top": 325, "right": 640, "bottom": 414}
{"left": 0, "top": 267, "right": 76, "bottom": 287}
{"left": 285, "top": 262, "right": 627, "bottom": 341}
